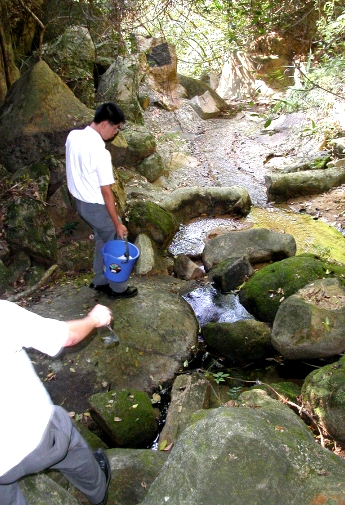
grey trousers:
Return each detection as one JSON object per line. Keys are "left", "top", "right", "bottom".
{"left": 0, "top": 406, "right": 106, "bottom": 505}
{"left": 75, "top": 198, "right": 127, "bottom": 293}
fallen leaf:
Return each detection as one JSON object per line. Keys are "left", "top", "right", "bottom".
{"left": 70, "top": 368, "right": 76, "bottom": 373}
{"left": 158, "top": 439, "right": 168, "bottom": 451}
{"left": 152, "top": 393, "right": 161, "bottom": 403}
{"left": 114, "top": 417, "right": 122, "bottom": 422}
{"left": 275, "top": 425, "right": 285, "bottom": 432}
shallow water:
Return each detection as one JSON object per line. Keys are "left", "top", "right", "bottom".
{"left": 182, "top": 284, "right": 253, "bottom": 327}
{"left": 168, "top": 216, "right": 247, "bottom": 257}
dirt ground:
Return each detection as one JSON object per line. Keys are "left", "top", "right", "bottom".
{"left": 286, "top": 184, "right": 345, "bottom": 235}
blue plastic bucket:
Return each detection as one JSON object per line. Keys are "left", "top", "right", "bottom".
{"left": 101, "top": 239, "right": 140, "bottom": 283}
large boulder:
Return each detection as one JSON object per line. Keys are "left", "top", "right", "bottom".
{"left": 96, "top": 54, "right": 147, "bottom": 124}
{"left": 272, "top": 278, "right": 345, "bottom": 360}
{"left": 127, "top": 201, "right": 179, "bottom": 247}
{"left": 158, "top": 372, "right": 211, "bottom": 448}
{"left": 19, "top": 448, "right": 168, "bottom": 505}
{"left": 122, "top": 125, "right": 157, "bottom": 166}
{"left": 42, "top": 26, "right": 96, "bottom": 107}
{"left": 302, "top": 355, "right": 345, "bottom": 442}
{"left": 144, "top": 37, "right": 186, "bottom": 110}
{"left": 160, "top": 186, "right": 251, "bottom": 223}
{"left": 135, "top": 152, "right": 165, "bottom": 182}
{"left": 141, "top": 390, "right": 345, "bottom": 505}
{"left": 5, "top": 197, "right": 57, "bottom": 264}
{"left": 266, "top": 167, "right": 345, "bottom": 202}
{"left": 178, "top": 73, "right": 229, "bottom": 111}
{"left": 189, "top": 90, "right": 221, "bottom": 119}
{"left": 202, "top": 227, "right": 296, "bottom": 271}
{"left": 134, "top": 233, "right": 170, "bottom": 276}
{"left": 201, "top": 319, "right": 273, "bottom": 363}
{"left": 216, "top": 51, "right": 256, "bottom": 100}
{"left": 0, "top": 0, "right": 20, "bottom": 104}
{"left": 28, "top": 276, "right": 199, "bottom": 412}
{"left": 239, "top": 254, "right": 345, "bottom": 324}
{"left": 0, "top": 60, "right": 92, "bottom": 172}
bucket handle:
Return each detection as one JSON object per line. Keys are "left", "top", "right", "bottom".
{"left": 123, "top": 235, "right": 129, "bottom": 263}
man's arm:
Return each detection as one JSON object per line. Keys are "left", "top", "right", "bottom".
{"left": 64, "top": 304, "right": 112, "bottom": 347}
{"left": 101, "top": 185, "right": 128, "bottom": 239}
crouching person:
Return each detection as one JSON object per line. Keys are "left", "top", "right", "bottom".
{"left": 0, "top": 300, "right": 112, "bottom": 505}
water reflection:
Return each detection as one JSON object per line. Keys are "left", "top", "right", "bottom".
{"left": 182, "top": 284, "right": 254, "bottom": 327}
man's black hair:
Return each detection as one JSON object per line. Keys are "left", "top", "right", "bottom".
{"left": 93, "top": 102, "right": 126, "bottom": 125}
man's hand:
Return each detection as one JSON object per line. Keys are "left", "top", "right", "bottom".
{"left": 88, "top": 304, "right": 112, "bottom": 327}
{"left": 115, "top": 223, "right": 128, "bottom": 240}
{"left": 65, "top": 304, "right": 113, "bottom": 346}
{"left": 101, "top": 185, "right": 128, "bottom": 239}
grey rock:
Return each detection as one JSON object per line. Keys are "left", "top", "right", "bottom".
{"left": 201, "top": 319, "right": 272, "bottom": 362}
{"left": 173, "top": 254, "right": 205, "bottom": 281}
{"left": 141, "top": 390, "right": 345, "bottom": 505}
{"left": 159, "top": 372, "right": 211, "bottom": 448}
{"left": 160, "top": 186, "right": 252, "bottom": 223}
{"left": 209, "top": 254, "right": 254, "bottom": 292}
{"left": 266, "top": 167, "right": 345, "bottom": 202}
{"left": 272, "top": 277, "right": 345, "bottom": 360}
{"left": 202, "top": 228, "right": 296, "bottom": 271}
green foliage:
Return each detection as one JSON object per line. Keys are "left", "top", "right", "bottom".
{"left": 314, "top": 0, "right": 345, "bottom": 56}
{"left": 227, "top": 385, "right": 244, "bottom": 399}
{"left": 61, "top": 221, "right": 78, "bottom": 236}
{"left": 267, "top": 54, "right": 345, "bottom": 141}
{"left": 209, "top": 371, "right": 230, "bottom": 385}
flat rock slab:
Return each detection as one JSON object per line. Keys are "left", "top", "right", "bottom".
{"left": 27, "top": 275, "right": 199, "bottom": 412}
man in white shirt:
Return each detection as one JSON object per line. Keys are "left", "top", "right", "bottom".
{"left": 0, "top": 300, "right": 112, "bottom": 505}
{"left": 66, "top": 101, "right": 137, "bottom": 299}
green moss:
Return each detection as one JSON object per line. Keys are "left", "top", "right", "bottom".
{"left": 89, "top": 389, "right": 158, "bottom": 448}
{"left": 127, "top": 201, "right": 179, "bottom": 247}
{"left": 248, "top": 207, "right": 345, "bottom": 264}
{"left": 239, "top": 254, "right": 345, "bottom": 323}
{"left": 5, "top": 198, "right": 57, "bottom": 261}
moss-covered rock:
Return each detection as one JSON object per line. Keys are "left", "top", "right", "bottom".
{"left": 209, "top": 255, "right": 254, "bottom": 292}
{"left": 122, "top": 125, "right": 156, "bottom": 166}
{"left": 96, "top": 53, "right": 147, "bottom": 124}
{"left": 272, "top": 278, "right": 345, "bottom": 359}
{"left": 10, "top": 162, "right": 50, "bottom": 201}
{"left": 239, "top": 254, "right": 345, "bottom": 324}
{"left": 136, "top": 152, "right": 165, "bottom": 182}
{"left": 89, "top": 389, "right": 158, "bottom": 448}
{"left": 0, "top": 259, "right": 10, "bottom": 295}
{"left": 160, "top": 186, "right": 252, "bottom": 222}
{"left": 141, "top": 390, "right": 345, "bottom": 505}
{"left": 57, "top": 240, "right": 94, "bottom": 272}
{"left": 127, "top": 201, "right": 179, "bottom": 247}
{"left": 201, "top": 319, "right": 273, "bottom": 363}
{"left": 42, "top": 26, "right": 96, "bottom": 108}
{"left": 5, "top": 197, "right": 57, "bottom": 263}
{"left": 253, "top": 381, "right": 301, "bottom": 402}
{"left": 74, "top": 420, "right": 108, "bottom": 451}
{"left": 0, "top": 60, "right": 92, "bottom": 172}
{"left": 7, "top": 251, "right": 31, "bottom": 285}
{"left": 301, "top": 355, "right": 345, "bottom": 442}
